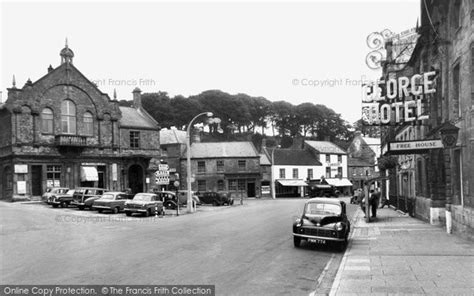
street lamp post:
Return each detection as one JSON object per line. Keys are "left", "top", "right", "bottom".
{"left": 271, "top": 148, "right": 276, "bottom": 199}
{"left": 187, "top": 112, "right": 213, "bottom": 213}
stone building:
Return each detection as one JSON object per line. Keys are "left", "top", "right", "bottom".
{"left": 380, "top": 0, "right": 473, "bottom": 238}
{"left": 0, "top": 44, "right": 160, "bottom": 200}
{"left": 180, "top": 141, "right": 261, "bottom": 198}
{"left": 347, "top": 131, "right": 381, "bottom": 191}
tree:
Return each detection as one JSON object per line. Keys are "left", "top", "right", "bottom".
{"left": 142, "top": 92, "right": 174, "bottom": 128}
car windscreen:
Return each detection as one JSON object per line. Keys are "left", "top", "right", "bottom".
{"left": 305, "top": 202, "right": 341, "bottom": 216}
{"left": 133, "top": 194, "right": 152, "bottom": 201}
{"left": 100, "top": 194, "right": 115, "bottom": 200}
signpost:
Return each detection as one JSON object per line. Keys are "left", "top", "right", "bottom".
{"left": 155, "top": 164, "right": 169, "bottom": 186}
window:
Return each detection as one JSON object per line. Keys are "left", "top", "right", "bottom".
{"left": 41, "top": 108, "right": 53, "bottom": 134}
{"left": 452, "top": 0, "right": 461, "bottom": 30}
{"left": 307, "top": 168, "right": 313, "bottom": 180}
{"left": 238, "top": 179, "right": 246, "bottom": 191}
{"left": 4, "top": 166, "right": 12, "bottom": 190}
{"left": 197, "top": 180, "right": 206, "bottom": 192}
{"left": 217, "top": 160, "right": 224, "bottom": 172}
{"left": 197, "top": 161, "right": 206, "bottom": 173}
{"left": 292, "top": 168, "right": 298, "bottom": 179}
{"left": 337, "top": 167, "right": 343, "bottom": 177}
{"left": 238, "top": 160, "right": 246, "bottom": 170}
{"left": 46, "top": 165, "right": 61, "bottom": 187}
{"left": 228, "top": 179, "right": 237, "bottom": 191}
{"left": 453, "top": 63, "right": 461, "bottom": 118}
{"left": 337, "top": 155, "right": 342, "bottom": 163}
{"left": 61, "top": 100, "right": 76, "bottom": 134}
{"left": 279, "top": 168, "right": 285, "bottom": 179}
{"left": 130, "top": 131, "right": 140, "bottom": 148}
{"left": 83, "top": 112, "right": 93, "bottom": 136}
{"left": 217, "top": 180, "right": 225, "bottom": 191}
{"left": 325, "top": 154, "right": 330, "bottom": 162}
{"left": 326, "top": 167, "right": 331, "bottom": 178}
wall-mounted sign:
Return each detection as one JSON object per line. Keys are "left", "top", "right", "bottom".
{"left": 387, "top": 140, "right": 443, "bottom": 155}
{"left": 14, "top": 164, "right": 28, "bottom": 174}
{"left": 112, "top": 163, "right": 118, "bottom": 181}
{"left": 362, "top": 71, "right": 436, "bottom": 126}
{"left": 17, "top": 181, "right": 26, "bottom": 194}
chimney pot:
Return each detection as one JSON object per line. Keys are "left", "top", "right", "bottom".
{"left": 132, "top": 87, "right": 142, "bottom": 109}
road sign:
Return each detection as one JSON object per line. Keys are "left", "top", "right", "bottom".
{"left": 155, "top": 166, "right": 170, "bottom": 185}
{"left": 173, "top": 181, "right": 180, "bottom": 188}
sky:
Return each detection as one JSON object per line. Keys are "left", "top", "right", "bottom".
{"left": 1, "top": 0, "right": 420, "bottom": 124}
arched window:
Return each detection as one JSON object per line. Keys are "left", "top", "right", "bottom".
{"left": 83, "top": 112, "right": 93, "bottom": 136}
{"left": 61, "top": 100, "right": 76, "bottom": 134}
{"left": 41, "top": 108, "right": 54, "bottom": 134}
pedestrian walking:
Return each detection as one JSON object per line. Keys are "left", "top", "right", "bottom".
{"left": 356, "top": 188, "right": 366, "bottom": 217}
{"left": 370, "top": 189, "right": 381, "bottom": 218}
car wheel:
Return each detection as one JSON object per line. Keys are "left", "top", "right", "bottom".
{"left": 165, "top": 201, "right": 176, "bottom": 210}
{"left": 113, "top": 207, "right": 119, "bottom": 214}
{"left": 213, "top": 200, "right": 219, "bottom": 207}
{"left": 230, "top": 199, "right": 234, "bottom": 206}
{"left": 293, "top": 236, "right": 301, "bottom": 248}
{"left": 144, "top": 209, "right": 150, "bottom": 217}
{"left": 125, "top": 211, "right": 132, "bottom": 217}
{"left": 52, "top": 204, "right": 58, "bottom": 208}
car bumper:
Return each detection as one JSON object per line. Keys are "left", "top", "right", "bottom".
{"left": 49, "top": 200, "right": 61, "bottom": 205}
{"left": 293, "top": 233, "right": 345, "bottom": 242}
{"left": 124, "top": 208, "right": 148, "bottom": 213}
{"left": 70, "top": 201, "right": 85, "bottom": 207}
{"left": 92, "top": 205, "right": 113, "bottom": 211}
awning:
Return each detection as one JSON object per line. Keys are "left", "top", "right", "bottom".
{"left": 277, "top": 179, "right": 308, "bottom": 187}
{"left": 80, "top": 166, "right": 98, "bottom": 182}
{"left": 325, "top": 178, "right": 353, "bottom": 187}
{"left": 313, "top": 184, "right": 332, "bottom": 189}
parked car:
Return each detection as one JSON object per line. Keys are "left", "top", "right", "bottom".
{"left": 124, "top": 193, "right": 164, "bottom": 217}
{"left": 308, "top": 185, "right": 340, "bottom": 198}
{"left": 177, "top": 190, "right": 201, "bottom": 206}
{"left": 70, "top": 187, "right": 108, "bottom": 210}
{"left": 198, "top": 191, "right": 234, "bottom": 206}
{"left": 42, "top": 187, "right": 70, "bottom": 203}
{"left": 47, "top": 189, "right": 75, "bottom": 208}
{"left": 153, "top": 190, "right": 179, "bottom": 210}
{"left": 293, "top": 197, "right": 350, "bottom": 251}
{"left": 92, "top": 192, "right": 135, "bottom": 214}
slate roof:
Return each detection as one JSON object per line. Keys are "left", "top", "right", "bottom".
{"left": 160, "top": 128, "right": 186, "bottom": 145}
{"left": 119, "top": 107, "right": 158, "bottom": 129}
{"left": 305, "top": 140, "right": 346, "bottom": 155}
{"left": 190, "top": 142, "right": 259, "bottom": 158}
{"left": 273, "top": 149, "right": 322, "bottom": 166}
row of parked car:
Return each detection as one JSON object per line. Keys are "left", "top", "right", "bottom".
{"left": 42, "top": 187, "right": 234, "bottom": 217}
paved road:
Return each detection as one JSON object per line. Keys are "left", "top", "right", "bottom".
{"left": 0, "top": 198, "right": 357, "bottom": 296}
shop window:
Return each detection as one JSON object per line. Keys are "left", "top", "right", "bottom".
{"left": 197, "top": 180, "right": 206, "bottom": 192}
{"left": 61, "top": 100, "right": 76, "bottom": 134}
{"left": 130, "top": 131, "right": 140, "bottom": 148}
{"left": 217, "top": 180, "right": 225, "bottom": 191}
{"left": 46, "top": 165, "right": 61, "bottom": 187}
{"left": 228, "top": 179, "right": 237, "bottom": 191}
{"left": 217, "top": 160, "right": 224, "bottom": 172}
{"left": 307, "top": 168, "right": 313, "bottom": 179}
{"left": 197, "top": 161, "right": 206, "bottom": 173}
{"left": 238, "top": 160, "right": 246, "bottom": 170}
{"left": 279, "top": 168, "right": 285, "bottom": 179}
{"left": 238, "top": 179, "right": 246, "bottom": 191}
{"left": 41, "top": 108, "right": 53, "bottom": 134}
{"left": 292, "top": 168, "right": 298, "bottom": 179}
{"left": 83, "top": 112, "right": 93, "bottom": 136}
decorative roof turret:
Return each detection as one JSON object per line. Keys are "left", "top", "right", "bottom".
{"left": 60, "top": 38, "right": 74, "bottom": 64}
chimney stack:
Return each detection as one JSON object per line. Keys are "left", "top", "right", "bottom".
{"left": 132, "top": 87, "right": 142, "bottom": 109}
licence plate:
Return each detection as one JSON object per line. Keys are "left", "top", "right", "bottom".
{"left": 308, "top": 238, "right": 326, "bottom": 244}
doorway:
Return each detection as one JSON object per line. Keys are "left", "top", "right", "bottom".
{"left": 31, "top": 165, "right": 42, "bottom": 196}
{"left": 128, "top": 164, "right": 143, "bottom": 194}
{"left": 247, "top": 182, "right": 255, "bottom": 198}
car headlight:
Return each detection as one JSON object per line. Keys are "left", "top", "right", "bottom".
{"left": 335, "top": 222, "right": 343, "bottom": 231}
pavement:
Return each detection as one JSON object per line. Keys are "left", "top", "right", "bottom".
{"left": 328, "top": 206, "right": 474, "bottom": 296}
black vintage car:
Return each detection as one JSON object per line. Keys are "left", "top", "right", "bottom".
{"left": 293, "top": 197, "right": 350, "bottom": 251}
{"left": 198, "top": 191, "right": 234, "bottom": 206}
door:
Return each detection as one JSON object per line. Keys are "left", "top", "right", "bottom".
{"left": 247, "top": 182, "right": 255, "bottom": 198}
{"left": 128, "top": 164, "right": 143, "bottom": 194}
{"left": 31, "top": 165, "right": 43, "bottom": 196}
{"left": 97, "top": 166, "right": 106, "bottom": 189}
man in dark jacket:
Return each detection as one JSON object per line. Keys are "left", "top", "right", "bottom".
{"left": 370, "top": 189, "right": 381, "bottom": 218}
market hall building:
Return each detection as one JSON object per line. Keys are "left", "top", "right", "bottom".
{"left": 0, "top": 44, "right": 160, "bottom": 200}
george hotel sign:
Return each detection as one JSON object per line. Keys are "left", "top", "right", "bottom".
{"left": 361, "top": 71, "right": 436, "bottom": 126}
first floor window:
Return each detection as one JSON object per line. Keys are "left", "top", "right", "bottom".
{"left": 61, "top": 100, "right": 76, "bottom": 134}
{"left": 238, "top": 160, "right": 246, "bottom": 170}
{"left": 197, "top": 180, "right": 206, "bottom": 192}
{"left": 83, "top": 112, "right": 94, "bottom": 136}
{"left": 41, "top": 108, "right": 53, "bottom": 134}
{"left": 326, "top": 154, "right": 330, "bottom": 162}
{"left": 47, "top": 165, "right": 61, "bottom": 187}
{"left": 198, "top": 161, "right": 206, "bottom": 173}
{"left": 326, "top": 167, "right": 331, "bottom": 178}
{"left": 337, "top": 167, "right": 343, "bottom": 177}
{"left": 292, "top": 168, "right": 298, "bottom": 179}
{"left": 130, "top": 131, "right": 140, "bottom": 148}
{"left": 307, "top": 169, "right": 313, "bottom": 180}
{"left": 279, "top": 168, "right": 285, "bottom": 179}
{"left": 337, "top": 155, "right": 342, "bottom": 163}
{"left": 217, "top": 160, "right": 224, "bottom": 172}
